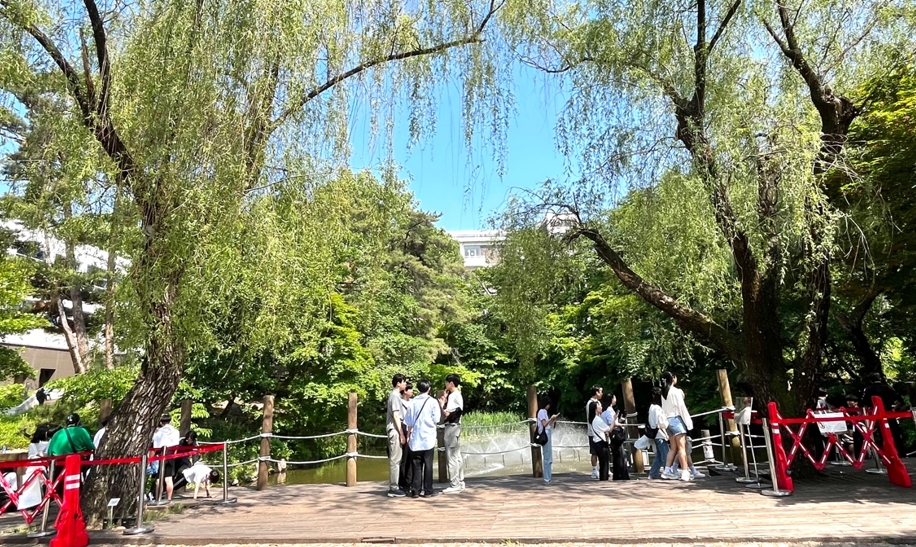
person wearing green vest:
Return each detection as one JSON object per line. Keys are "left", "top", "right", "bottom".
{"left": 47, "top": 413, "right": 95, "bottom": 456}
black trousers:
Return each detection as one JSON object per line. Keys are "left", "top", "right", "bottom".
{"left": 410, "top": 448, "right": 434, "bottom": 495}
{"left": 399, "top": 445, "right": 413, "bottom": 491}
{"left": 594, "top": 440, "right": 610, "bottom": 481}
{"left": 611, "top": 437, "right": 630, "bottom": 480}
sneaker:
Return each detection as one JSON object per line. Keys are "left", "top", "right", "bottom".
{"left": 409, "top": 491, "right": 419, "bottom": 498}
{"left": 691, "top": 471, "right": 706, "bottom": 479}
{"left": 387, "top": 489, "right": 406, "bottom": 498}
{"left": 442, "top": 485, "right": 463, "bottom": 494}
{"left": 680, "top": 471, "right": 694, "bottom": 482}
{"left": 421, "top": 491, "right": 440, "bottom": 498}
{"left": 460, "top": 481, "right": 466, "bottom": 490}
{"left": 661, "top": 471, "right": 679, "bottom": 480}
{"left": 591, "top": 469, "right": 599, "bottom": 479}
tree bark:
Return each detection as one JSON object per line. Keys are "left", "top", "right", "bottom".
{"left": 83, "top": 284, "right": 185, "bottom": 524}
{"left": 55, "top": 297, "right": 86, "bottom": 374}
{"left": 62, "top": 202, "right": 92, "bottom": 371}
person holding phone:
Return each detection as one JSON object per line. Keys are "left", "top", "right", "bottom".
{"left": 589, "top": 400, "right": 610, "bottom": 481}
{"left": 537, "top": 395, "right": 559, "bottom": 484}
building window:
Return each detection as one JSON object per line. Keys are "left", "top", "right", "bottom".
{"left": 464, "top": 245, "right": 480, "bottom": 258}
{"left": 38, "top": 368, "right": 55, "bottom": 388}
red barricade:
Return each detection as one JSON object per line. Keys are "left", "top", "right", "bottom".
{"left": 50, "top": 454, "right": 88, "bottom": 547}
{"left": 767, "top": 396, "right": 912, "bottom": 492}
{"left": 0, "top": 454, "right": 72, "bottom": 526}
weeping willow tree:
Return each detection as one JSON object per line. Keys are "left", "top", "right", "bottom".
{"left": 0, "top": 0, "right": 516, "bottom": 518}
{"left": 499, "top": 0, "right": 915, "bottom": 412}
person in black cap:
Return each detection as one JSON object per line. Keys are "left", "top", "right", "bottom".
{"left": 47, "top": 413, "right": 94, "bottom": 456}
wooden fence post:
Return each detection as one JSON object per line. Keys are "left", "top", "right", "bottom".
{"left": 346, "top": 392, "right": 358, "bottom": 487}
{"left": 257, "top": 395, "right": 274, "bottom": 491}
{"left": 621, "top": 378, "right": 645, "bottom": 473}
{"left": 436, "top": 389, "right": 448, "bottom": 483}
{"left": 179, "top": 399, "right": 193, "bottom": 437}
{"left": 528, "top": 386, "right": 543, "bottom": 478}
{"left": 717, "top": 369, "right": 742, "bottom": 466}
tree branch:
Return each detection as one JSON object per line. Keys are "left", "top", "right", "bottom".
{"left": 568, "top": 226, "right": 744, "bottom": 363}
{"left": 270, "top": 1, "right": 503, "bottom": 131}
{"left": 709, "top": 0, "right": 742, "bottom": 52}
{"left": 82, "top": 0, "right": 112, "bottom": 119}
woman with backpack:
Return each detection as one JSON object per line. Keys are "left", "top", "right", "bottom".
{"left": 646, "top": 387, "right": 669, "bottom": 479}
{"left": 660, "top": 372, "right": 694, "bottom": 481}
{"left": 537, "top": 395, "right": 558, "bottom": 484}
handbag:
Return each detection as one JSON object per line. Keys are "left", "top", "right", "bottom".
{"left": 533, "top": 426, "right": 549, "bottom": 446}
{"left": 644, "top": 423, "right": 659, "bottom": 439}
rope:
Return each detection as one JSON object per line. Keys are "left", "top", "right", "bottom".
{"left": 463, "top": 445, "right": 534, "bottom": 456}
{"left": 461, "top": 419, "right": 533, "bottom": 430}
{"left": 270, "top": 431, "right": 349, "bottom": 440}
{"left": 355, "top": 431, "right": 388, "bottom": 439}
{"left": 556, "top": 420, "right": 588, "bottom": 426}
{"left": 262, "top": 453, "right": 350, "bottom": 466}
{"left": 200, "top": 433, "right": 261, "bottom": 445}
{"left": 226, "top": 458, "right": 260, "bottom": 468}
{"left": 690, "top": 407, "right": 730, "bottom": 419}
{"left": 355, "top": 453, "right": 388, "bottom": 460}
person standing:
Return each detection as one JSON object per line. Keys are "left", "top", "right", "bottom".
{"left": 441, "top": 374, "right": 466, "bottom": 494}
{"left": 386, "top": 374, "right": 408, "bottom": 497}
{"left": 537, "top": 395, "right": 558, "bottom": 484}
{"left": 659, "top": 372, "right": 694, "bottom": 482}
{"left": 47, "top": 413, "right": 95, "bottom": 457}
{"left": 585, "top": 385, "right": 603, "bottom": 479}
{"left": 152, "top": 414, "right": 181, "bottom": 503}
{"left": 398, "top": 382, "right": 414, "bottom": 493}
{"left": 647, "top": 387, "right": 670, "bottom": 479}
{"left": 861, "top": 372, "right": 906, "bottom": 453}
{"left": 405, "top": 379, "right": 442, "bottom": 498}
{"left": 589, "top": 400, "right": 610, "bottom": 481}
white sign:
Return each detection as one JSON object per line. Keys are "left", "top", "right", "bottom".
{"left": 815, "top": 412, "right": 849, "bottom": 435}
{"left": 107, "top": 498, "right": 120, "bottom": 507}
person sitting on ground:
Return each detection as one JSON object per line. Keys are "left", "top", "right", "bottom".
{"left": 152, "top": 414, "right": 181, "bottom": 503}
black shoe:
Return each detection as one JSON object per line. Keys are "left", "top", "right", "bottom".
{"left": 409, "top": 491, "right": 419, "bottom": 498}
{"left": 422, "top": 491, "right": 440, "bottom": 498}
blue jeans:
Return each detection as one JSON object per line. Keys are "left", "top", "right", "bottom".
{"left": 543, "top": 429, "right": 553, "bottom": 482}
{"left": 649, "top": 437, "right": 669, "bottom": 478}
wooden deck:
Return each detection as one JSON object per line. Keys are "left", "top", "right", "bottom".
{"left": 2, "top": 464, "right": 916, "bottom": 545}
{"left": 117, "top": 464, "right": 916, "bottom": 544}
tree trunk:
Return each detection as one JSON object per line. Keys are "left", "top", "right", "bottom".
{"left": 82, "top": 284, "right": 185, "bottom": 523}
{"left": 836, "top": 291, "right": 881, "bottom": 377}
{"left": 62, "top": 203, "right": 92, "bottom": 371}
{"left": 56, "top": 297, "right": 86, "bottom": 374}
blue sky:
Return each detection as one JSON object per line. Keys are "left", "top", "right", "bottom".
{"left": 349, "top": 70, "right": 574, "bottom": 231}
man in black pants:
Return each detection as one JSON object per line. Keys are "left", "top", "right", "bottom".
{"left": 404, "top": 380, "right": 441, "bottom": 498}
{"left": 398, "top": 382, "right": 414, "bottom": 493}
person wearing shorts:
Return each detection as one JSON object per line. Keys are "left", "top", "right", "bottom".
{"left": 152, "top": 414, "right": 180, "bottom": 503}
{"left": 585, "top": 385, "right": 603, "bottom": 479}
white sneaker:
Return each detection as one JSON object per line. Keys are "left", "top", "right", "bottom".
{"left": 591, "top": 469, "right": 599, "bottom": 479}
{"left": 442, "top": 485, "right": 463, "bottom": 494}
{"left": 460, "top": 481, "right": 466, "bottom": 490}
{"left": 680, "top": 471, "right": 694, "bottom": 481}
{"left": 661, "top": 471, "right": 679, "bottom": 480}
{"left": 691, "top": 471, "right": 706, "bottom": 479}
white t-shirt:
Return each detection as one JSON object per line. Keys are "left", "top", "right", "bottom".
{"left": 93, "top": 427, "right": 107, "bottom": 449}
{"left": 152, "top": 424, "right": 180, "bottom": 449}
{"left": 661, "top": 386, "right": 693, "bottom": 430}
{"left": 585, "top": 399, "right": 598, "bottom": 437}
{"left": 445, "top": 390, "right": 464, "bottom": 423}
{"left": 592, "top": 415, "right": 610, "bottom": 442}
{"left": 536, "top": 409, "right": 551, "bottom": 433}
{"left": 405, "top": 394, "right": 442, "bottom": 452}
{"left": 648, "top": 404, "right": 669, "bottom": 440}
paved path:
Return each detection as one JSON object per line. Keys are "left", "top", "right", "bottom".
{"left": 113, "top": 464, "right": 916, "bottom": 545}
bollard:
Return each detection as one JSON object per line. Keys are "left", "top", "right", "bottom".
{"left": 346, "top": 392, "right": 358, "bottom": 486}
{"left": 744, "top": 427, "right": 767, "bottom": 490}
{"left": 123, "top": 454, "right": 153, "bottom": 535}
{"left": 219, "top": 443, "right": 237, "bottom": 504}
{"left": 713, "top": 410, "right": 737, "bottom": 472}
{"left": 715, "top": 369, "right": 742, "bottom": 468}
{"left": 28, "top": 460, "right": 57, "bottom": 538}
{"left": 699, "top": 429, "right": 716, "bottom": 462}
{"left": 735, "top": 423, "right": 755, "bottom": 484}
{"left": 759, "top": 418, "right": 791, "bottom": 497}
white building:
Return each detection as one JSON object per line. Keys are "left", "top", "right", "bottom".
{"left": 448, "top": 230, "right": 504, "bottom": 269}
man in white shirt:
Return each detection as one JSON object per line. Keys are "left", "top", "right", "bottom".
{"left": 93, "top": 418, "right": 108, "bottom": 451}
{"left": 440, "top": 373, "right": 465, "bottom": 493}
{"left": 385, "top": 374, "right": 408, "bottom": 497}
{"left": 152, "top": 414, "right": 181, "bottom": 503}
{"left": 405, "top": 379, "right": 442, "bottom": 498}
{"left": 586, "top": 385, "right": 603, "bottom": 479}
